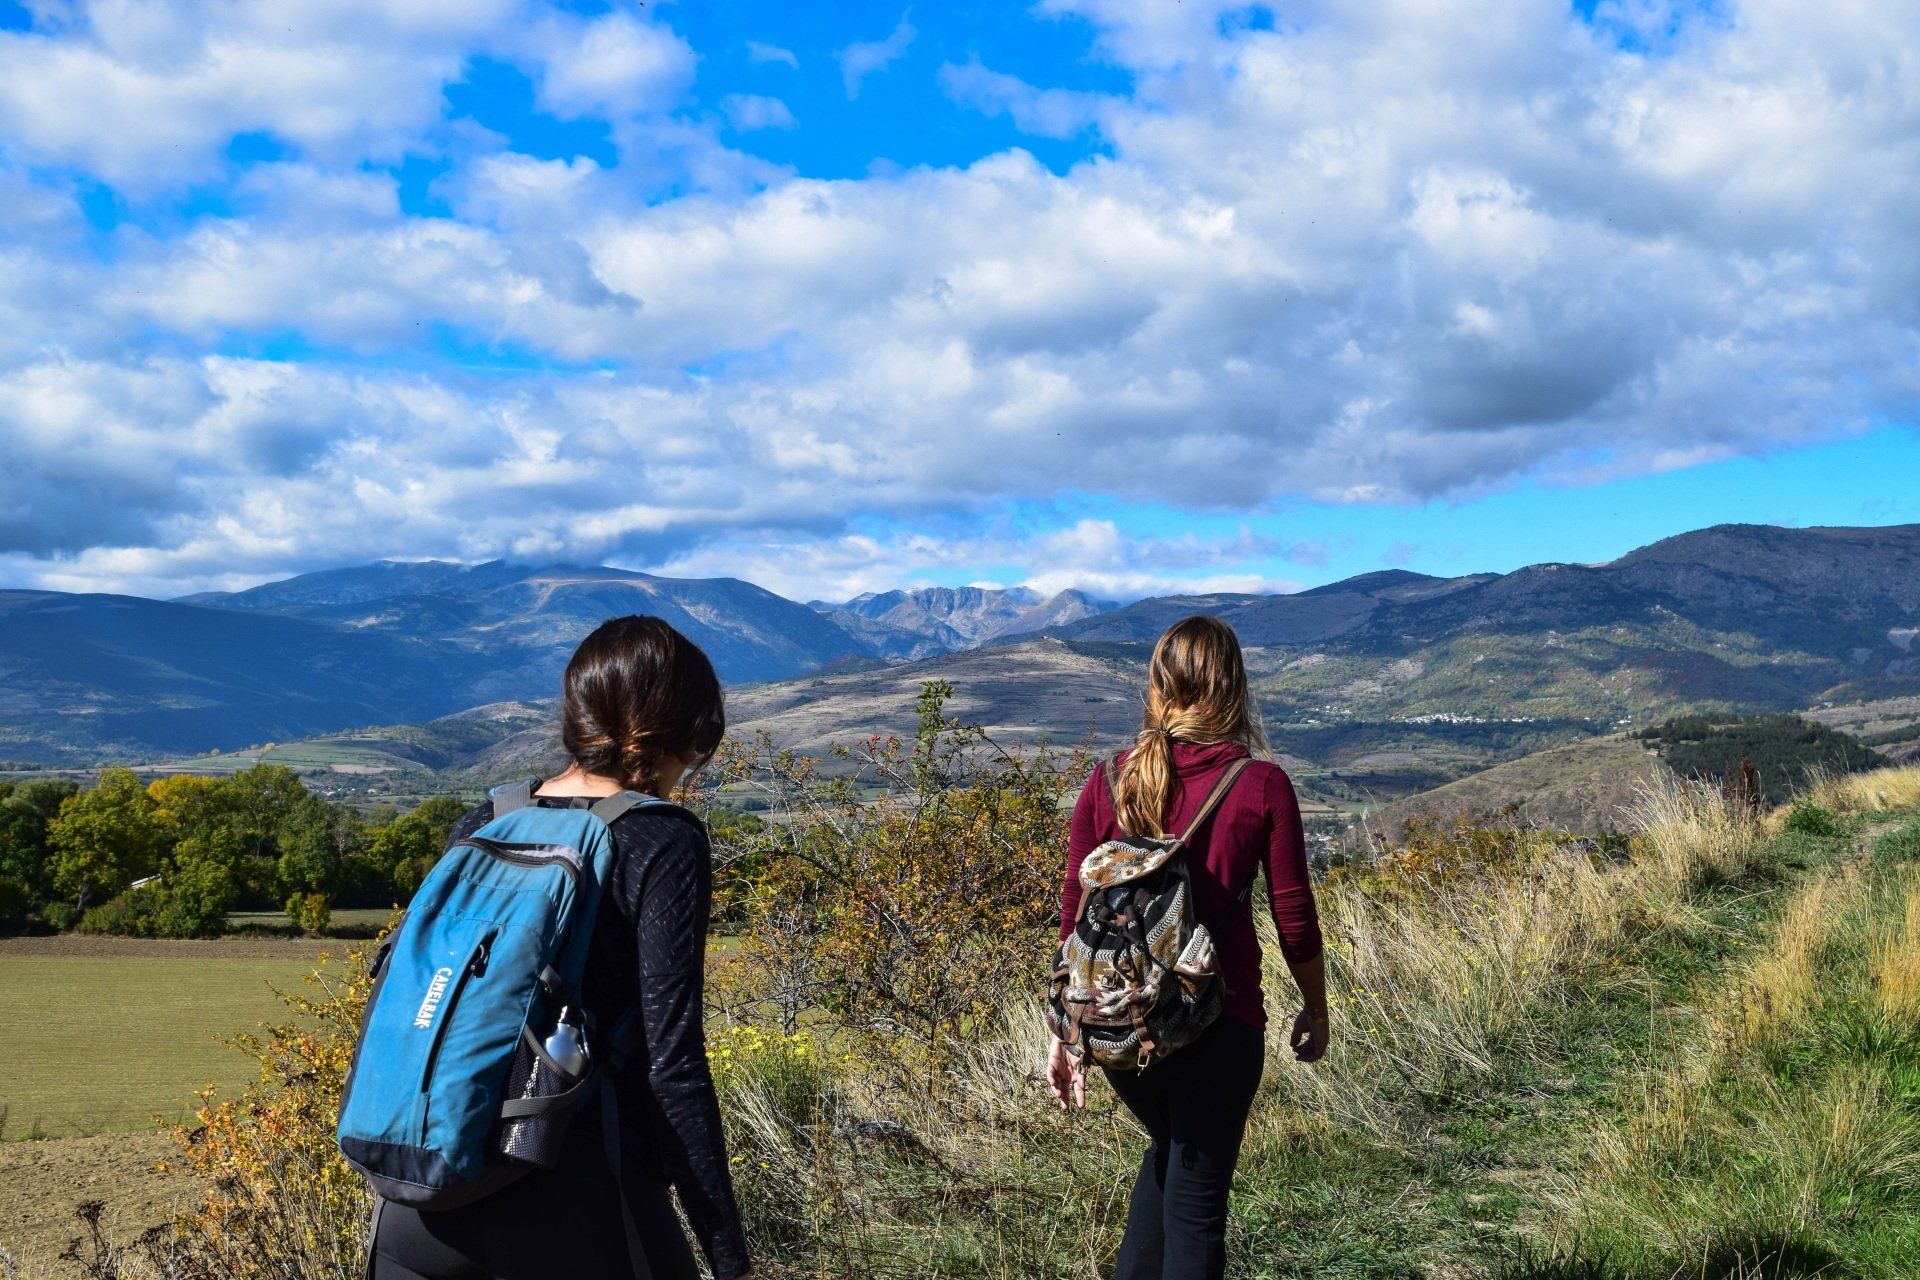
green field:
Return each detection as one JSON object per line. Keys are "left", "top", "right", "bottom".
{"left": 0, "top": 939, "right": 332, "bottom": 1138}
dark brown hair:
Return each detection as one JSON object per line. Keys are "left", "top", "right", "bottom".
{"left": 559, "top": 615, "right": 725, "bottom": 795}
{"left": 1114, "top": 614, "right": 1267, "bottom": 836}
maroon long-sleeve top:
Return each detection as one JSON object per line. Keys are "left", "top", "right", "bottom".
{"left": 1059, "top": 739, "right": 1324, "bottom": 1031}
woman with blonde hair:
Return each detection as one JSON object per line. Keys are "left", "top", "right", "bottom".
{"left": 1048, "top": 614, "right": 1327, "bottom": 1280}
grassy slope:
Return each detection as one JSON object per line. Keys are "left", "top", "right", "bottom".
{"left": 1228, "top": 802, "right": 1920, "bottom": 1277}
{"left": 1355, "top": 732, "right": 1667, "bottom": 839}
{"left": 708, "top": 768, "right": 1920, "bottom": 1279}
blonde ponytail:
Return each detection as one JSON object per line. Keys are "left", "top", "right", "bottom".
{"left": 1113, "top": 616, "right": 1266, "bottom": 837}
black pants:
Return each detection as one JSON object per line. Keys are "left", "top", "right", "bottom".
{"left": 369, "top": 1123, "right": 699, "bottom": 1280}
{"left": 1102, "top": 1016, "right": 1266, "bottom": 1280}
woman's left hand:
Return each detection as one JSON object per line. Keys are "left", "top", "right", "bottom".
{"left": 1047, "top": 1035, "right": 1087, "bottom": 1111}
{"left": 1290, "top": 1008, "right": 1329, "bottom": 1063}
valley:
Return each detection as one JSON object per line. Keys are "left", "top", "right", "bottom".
{"left": 3, "top": 521, "right": 1917, "bottom": 824}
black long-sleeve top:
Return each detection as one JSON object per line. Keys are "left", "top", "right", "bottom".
{"left": 446, "top": 794, "right": 751, "bottom": 1280}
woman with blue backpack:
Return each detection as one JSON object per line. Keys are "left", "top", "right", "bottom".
{"left": 1046, "top": 614, "right": 1329, "bottom": 1280}
{"left": 346, "top": 616, "right": 751, "bottom": 1280}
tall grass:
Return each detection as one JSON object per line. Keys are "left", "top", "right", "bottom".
{"left": 702, "top": 769, "right": 1810, "bottom": 1276}
{"left": 1806, "top": 763, "right": 1920, "bottom": 817}
{"left": 1562, "top": 1061, "right": 1920, "bottom": 1271}
{"left": 1728, "top": 867, "right": 1858, "bottom": 1050}
{"left": 1275, "top": 843, "right": 1615, "bottom": 1140}
{"left": 1873, "top": 877, "right": 1920, "bottom": 1020}
{"left": 1276, "top": 772, "right": 1767, "bottom": 1147}
{"left": 1534, "top": 797, "right": 1920, "bottom": 1278}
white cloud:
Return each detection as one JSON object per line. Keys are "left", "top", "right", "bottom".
{"left": 836, "top": 13, "right": 915, "bottom": 99}
{"left": 745, "top": 40, "right": 798, "bottom": 68}
{"left": 721, "top": 93, "right": 797, "bottom": 132}
{"left": 3, "top": 0, "right": 1920, "bottom": 601}
{"left": 532, "top": 10, "right": 694, "bottom": 121}
{"left": 0, "top": 0, "right": 524, "bottom": 189}
{"left": 939, "top": 59, "right": 1109, "bottom": 138}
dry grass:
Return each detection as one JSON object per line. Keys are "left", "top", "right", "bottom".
{"left": 1806, "top": 763, "right": 1920, "bottom": 817}
{"left": 1623, "top": 770, "right": 1767, "bottom": 915}
{"left": 1274, "top": 848, "right": 1617, "bottom": 1140}
{"left": 709, "top": 1009, "right": 1138, "bottom": 1278}
{"left": 1536, "top": 797, "right": 1920, "bottom": 1277}
{"left": 1872, "top": 875, "right": 1920, "bottom": 1021}
{"left": 1728, "top": 866, "right": 1859, "bottom": 1051}
{"left": 1273, "top": 772, "right": 1767, "bottom": 1147}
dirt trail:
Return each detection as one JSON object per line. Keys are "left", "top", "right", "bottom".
{"left": 0, "top": 1132, "right": 190, "bottom": 1272}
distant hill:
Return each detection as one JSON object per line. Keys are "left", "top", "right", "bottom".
{"left": 1050, "top": 523, "right": 1920, "bottom": 722}
{"left": 1048, "top": 569, "right": 1495, "bottom": 647}
{"left": 1353, "top": 734, "right": 1669, "bottom": 840}
{"left": 3, "top": 561, "right": 874, "bottom": 763}
{"left": 182, "top": 560, "right": 866, "bottom": 691}
{"left": 0, "top": 589, "right": 474, "bottom": 763}
{"left": 1053, "top": 524, "right": 1920, "bottom": 657}
{"left": 1804, "top": 695, "right": 1920, "bottom": 765}
{"left": 437, "top": 638, "right": 1170, "bottom": 783}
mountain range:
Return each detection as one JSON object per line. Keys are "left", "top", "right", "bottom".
{"left": 0, "top": 563, "right": 1116, "bottom": 763}
{"left": 821, "top": 586, "right": 1108, "bottom": 658}
{"left": 2, "top": 523, "right": 1917, "bottom": 788}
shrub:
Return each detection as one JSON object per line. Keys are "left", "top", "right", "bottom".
{"left": 1780, "top": 802, "right": 1840, "bottom": 837}
{"left": 285, "top": 891, "right": 332, "bottom": 936}
{"left": 706, "top": 681, "right": 1081, "bottom": 1087}
{"left": 150, "top": 938, "right": 376, "bottom": 1279}
{"left": 70, "top": 838, "right": 241, "bottom": 938}
{"left": 77, "top": 886, "right": 162, "bottom": 936}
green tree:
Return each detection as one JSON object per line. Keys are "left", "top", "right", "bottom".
{"left": 224, "top": 764, "right": 310, "bottom": 861}
{"left": 0, "top": 777, "right": 79, "bottom": 908}
{"left": 154, "top": 827, "right": 247, "bottom": 937}
{"left": 47, "top": 767, "right": 163, "bottom": 911}
{"left": 412, "top": 795, "right": 469, "bottom": 850}
{"left": 368, "top": 810, "right": 439, "bottom": 899}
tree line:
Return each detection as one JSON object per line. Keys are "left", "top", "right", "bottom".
{"left": 1632, "top": 712, "right": 1885, "bottom": 806}
{"left": 0, "top": 765, "right": 471, "bottom": 937}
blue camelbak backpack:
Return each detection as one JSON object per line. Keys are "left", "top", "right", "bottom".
{"left": 337, "top": 778, "right": 689, "bottom": 1273}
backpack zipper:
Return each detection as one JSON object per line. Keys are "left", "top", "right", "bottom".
{"left": 417, "top": 928, "right": 498, "bottom": 1142}
{"left": 450, "top": 836, "right": 585, "bottom": 897}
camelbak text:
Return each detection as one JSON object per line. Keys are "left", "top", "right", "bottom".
{"left": 413, "top": 967, "right": 455, "bottom": 1029}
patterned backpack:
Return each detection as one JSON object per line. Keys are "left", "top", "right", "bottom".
{"left": 1047, "top": 756, "right": 1251, "bottom": 1070}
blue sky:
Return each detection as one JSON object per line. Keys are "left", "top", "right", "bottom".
{"left": 0, "top": 0, "right": 1915, "bottom": 602}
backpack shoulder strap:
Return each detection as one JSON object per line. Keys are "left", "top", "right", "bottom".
{"left": 489, "top": 777, "right": 535, "bottom": 816}
{"left": 587, "top": 790, "right": 703, "bottom": 829}
{"left": 1172, "top": 757, "right": 1252, "bottom": 849}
